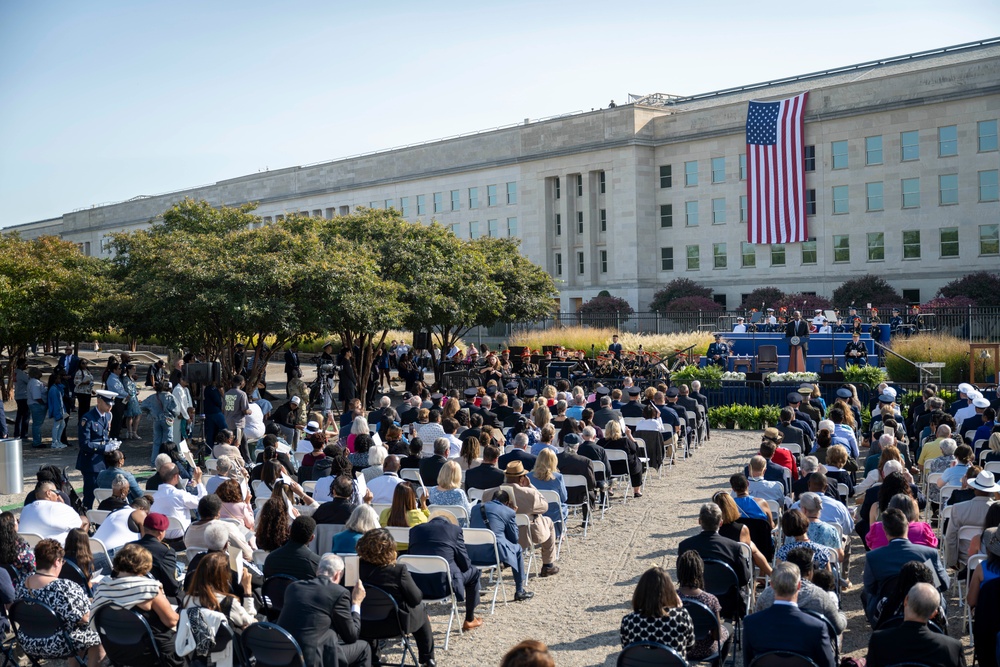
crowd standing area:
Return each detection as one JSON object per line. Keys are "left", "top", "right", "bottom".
{"left": 2, "top": 347, "right": 999, "bottom": 667}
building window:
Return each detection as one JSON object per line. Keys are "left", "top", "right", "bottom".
{"left": 450, "top": 223, "right": 461, "bottom": 237}
{"left": 901, "top": 130, "right": 919, "bottom": 161}
{"left": 741, "top": 242, "right": 756, "bottom": 268}
{"left": 554, "top": 177, "right": 561, "bottom": 199}
{"left": 803, "top": 145, "right": 815, "bottom": 172}
{"left": 469, "top": 187, "right": 479, "bottom": 209}
{"left": 659, "top": 165, "right": 672, "bottom": 188}
{"left": 555, "top": 253, "right": 562, "bottom": 276}
{"left": 488, "top": 219, "right": 499, "bottom": 238}
{"left": 833, "top": 234, "right": 850, "bottom": 263}
{"left": 599, "top": 171, "right": 606, "bottom": 194}
{"left": 339, "top": 205, "right": 350, "bottom": 216}
{"left": 469, "top": 221, "right": 479, "bottom": 238}
{"left": 801, "top": 239, "right": 817, "bottom": 265}
{"left": 866, "top": 182, "right": 883, "bottom": 211}
{"left": 506, "top": 182, "right": 517, "bottom": 204}
{"left": 805, "top": 189, "right": 816, "bottom": 215}
{"left": 599, "top": 209, "right": 607, "bottom": 232}
{"left": 903, "top": 230, "right": 921, "bottom": 260}
{"left": 901, "top": 178, "right": 920, "bottom": 208}
{"left": 416, "top": 194, "right": 426, "bottom": 215}
{"left": 770, "top": 245, "right": 786, "bottom": 267}
{"left": 487, "top": 184, "right": 498, "bottom": 207}
{"left": 940, "top": 227, "right": 959, "bottom": 258}
{"left": 433, "top": 192, "right": 443, "bottom": 213}
{"left": 867, "top": 232, "right": 885, "bottom": 261}
{"left": 979, "top": 120, "right": 998, "bottom": 152}
{"left": 507, "top": 217, "right": 518, "bottom": 237}
{"left": 865, "top": 136, "right": 883, "bottom": 165}
{"left": 739, "top": 154, "right": 747, "bottom": 180}
{"left": 660, "top": 204, "right": 673, "bottom": 228}
{"left": 399, "top": 197, "right": 410, "bottom": 217}
{"left": 831, "top": 140, "right": 848, "bottom": 169}
{"left": 712, "top": 198, "right": 726, "bottom": 224}
{"left": 939, "top": 174, "right": 959, "bottom": 205}
{"left": 385, "top": 198, "right": 395, "bottom": 211}
{"left": 832, "top": 185, "right": 849, "bottom": 214}
{"left": 980, "top": 170, "right": 1000, "bottom": 202}
{"left": 903, "top": 289, "right": 921, "bottom": 304}
{"left": 577, "top": 251, "right": 585, "bottom": 274}
{"left": 739, "top": 195, "right": 747, "bottom": 223}
{"left": 577, "top": 211, "right": 584, "bottom": 234}
{"left": 576, "top": 174, "right": 583, "bottom": 196}
{"left": 685, "top": 201, "right": 699, "bottom": 227}
{"left": 684, "top": 161, "right": 698, "bottom": 186}
{"left": 451, "top": 190, "right": 460, "bottom": 211}
{"left": 600, "top": 250, "right": 608, "bottom": 273}
{"left": 979, "top": 224, "right": 999, "bottom": 255}
{"left": 713, "top": 243, "right": 727, "bottom": 269}
{"left": 939, "top": 125, "right": 958, "bottom": 157}
{"left": 660, "top": 247, "right": 673, "bottom": 271}
{"left": 555, "top": 213, "right": 562, "bottom": 236}
{"left": 711, "top": 157, "right": 725, "bottom": 184}
{"left": 686, "top": 245, "right": 700, "bottom": 270}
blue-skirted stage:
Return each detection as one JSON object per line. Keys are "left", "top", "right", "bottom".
{"left": 701, "top": 325, "right": 890, "bottom": 373}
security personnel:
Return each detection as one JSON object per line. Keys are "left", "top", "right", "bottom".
{"left": 706, "top": 333, "right": 730, "bottom": 369}
{"left": 889, "top": 308, "right": 904, "bottom": 336}
{"left": 844, "top": 332, "right": 869, "bottom": 366}
{"left": 78, "top": 389, "right": 115, "bottom": 509}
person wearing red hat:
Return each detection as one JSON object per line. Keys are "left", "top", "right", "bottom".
{"left": 130, "top": 512, "right": 179, "bottom": 599}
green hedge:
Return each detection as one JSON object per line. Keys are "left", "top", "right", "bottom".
{"left": 671, "top": 364, "right": 725, "bottom": 389}
{"left": 708, "top": 405, "right": 782, "bottom": 430}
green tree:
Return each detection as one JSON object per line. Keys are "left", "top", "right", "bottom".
{"left": 938, "top": 271, "right": 1000, "bottom": 307}
{"left": 831, "top": 274, "right": 903, "bottom": 309}
{"left": 650, "top": 278, "right": 713, "bottom": 312}
{"left": 741, "top": 287, "right": 785, "bottom": 311}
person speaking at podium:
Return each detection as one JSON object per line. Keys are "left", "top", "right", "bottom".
{"left": 785, "top": 311, "right": 810, "bottom": 372}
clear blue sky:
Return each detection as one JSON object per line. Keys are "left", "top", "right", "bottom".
{"left": 1, "top": 1, "right": 997, "bottom": 227}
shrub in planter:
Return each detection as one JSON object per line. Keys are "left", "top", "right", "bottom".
{"left": 842, "top": 365, "right": 888, "bottom": 388}
{"left": 672, "top": 364, "right": 725, "bottom": 389}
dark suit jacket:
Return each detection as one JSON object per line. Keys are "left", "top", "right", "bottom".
{"left": 399, "top": 407, "right": 418, "bottom": 426}
{"left": 678, "top": 396, "right": 701, "bottom": 422}
{"left": 556, "top": 451, "right": 597, "bottom": 504}
{"left": 465, "top": 463, "right": 504, "bottom": 492}
{"left": 399, "top": 454, "right": 421, "bottom": 470}
{"left": 497, "top": 448, "right": 536, "bottom": 472}
{"left": 777, "top": 423, "right": 805, "bottom": 447}
{"left": 468, "top": 499, "right": 523, "bottom": 570}
{"left": 278, "top": 578, "right": 360, "bottom": 667}
{"left": 791, "top": 473, "right": 840, "bottom": 501}
{"left": 313, "top": 498, "right": 357, "bottom": 525}
{"left": 591, "top": 407, "right": 621, "bottom": 429}
{"left": 418, "top": 455, "right": 448, "bottom": 486}
{"left": 283, "top": 350, "right": 299, "bottom": 374}
{"left": 578, "top": 441, "right": 611, "bottom": 483}
{"left": 494, "top": 405, "right": 517, "bottom": 428}
{"left": 678, "top": 530, "right": 750, "bottom": 619}
{"left": 459, "top": 428, "right": 482, "bottom": 445}
{"left": 264, "top": 541, "right": 320, "bottom": 581}
{"left": 619, "top": 401, "right": 644, "bottom": 418}
{"left": 357, "top": 561, "right": 429, "bottom": 633}
{"left": 407, "top": 517, "right": 478, "bottom": 596}
{"left": 867, "top": 620, "right": 965, "bottom": 667}
{"left": 743, "top": 603, "right": 835, "bottom": 667}
{"left": 133, "top": 535, "right": 179, "bottom": 598}
{"left": 478, "top": 409, "right": 499, "bottom": 428}
{"left": 690, "top": 391, "right": 709, "bottom": 410}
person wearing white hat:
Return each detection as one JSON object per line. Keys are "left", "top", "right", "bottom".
{"left": 959, "top": 397, "right": 993, "bottom": 446}
{"left": 945, "top": 470, "right": 1000, "bottom": 569}
{"left": 732, "top": 317, "right": 747, "bottom": 334}
{"left": 955, "top": 391, "right": 982, "bottom": 426}
{"left": 950, "top": 383, "right": 975, "bottom": 416}
{"left": 76, "top": 389, "right": 117, "bottom": 508}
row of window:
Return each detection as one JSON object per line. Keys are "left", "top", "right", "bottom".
{"left": 553, "top": 209, "right": 610, "bottom": 236}
{"left": 656, "top": 120, "right": 998, "bottom": 189}
{"left": 367, "top": 182, "right": 518, "bottom": 216}
{"left": 654, "top": 225, "right": 1000, "bottom": 273}
{"left": 552, "top": 172, "right": 608, "bottom": 199}
{"left": 448, "top": 218, "right": 519, "bottom": 240}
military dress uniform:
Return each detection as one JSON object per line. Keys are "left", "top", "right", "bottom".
{"left": 77, "top": 400, "right": 112, "bottom": 509}
{"left": 844, "top": 339, "right": 869, "bottom": 366}
{"left": 706, "top": 341, "right": 730, "bottom": 368}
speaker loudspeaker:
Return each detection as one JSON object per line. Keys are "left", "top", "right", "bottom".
{"left": 412, "top": 332, "right": 432, "bottom": 350}
{"left": 184, "top": 362, "right": 219, "bottom": 385}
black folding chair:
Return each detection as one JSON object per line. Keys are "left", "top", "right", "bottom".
{"left": 617, "top": 641, "right": 689, "bottom": 666}
{"left": 682, "top": 598, "right": 723, "bottom": 666}
{"left": 748, "top": 651, "right": 819, "bottom": 667}
{"left": 260, "top": 574, "right": 298, "bottom": 622}
{"left": 702, "top": 559, "right": 750, "bottom": 665}
{"left": 242, "top": 622, "right": 306, "bottom": 667}
{"left": 801, "top": 609, "right": 839, "bottom": 664}
{"left": 359, "top": 584, "right": 419, "bottom": 667}
{"left": 60, "top": 560, "right": 92, "bottom": 597}
{"left": 93, "top": 604, "right": 165, "bottom": 667}
{"left": 874, "top": 614, "right": 946, "bottom": 635}
{"left": 9, "top": 598, "right": 87, "bottom": 667}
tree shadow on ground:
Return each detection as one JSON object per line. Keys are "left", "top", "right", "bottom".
{"left": 547, "top": 629, "right": 621, "bottom": 653}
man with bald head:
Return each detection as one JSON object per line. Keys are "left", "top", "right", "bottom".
{"left": 866, "top": 582, "right": 964, "bottom": 667}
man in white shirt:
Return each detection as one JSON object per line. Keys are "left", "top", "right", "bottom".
{"left": 732, "top": 317, "right": 747, "bottom": 333}
{"left": 747, "top": 455, "right": 788, "bottom": 506}
{"left": 172, "top": 375, "right": 195, "bottom": 445}
{"left": 19, "top": 481, "right": 84, "bottom": 543}
{"left": 416, "top": 410, "right": 446, "bottom": 453}
{"left": 811, "top": 309, "right": 825, "bottom": 327}
{"left": 367, "top": 456, "right": 405, "bottom": 504}
{"left": 818, "top": 319, "right": 832, "bottom": 334}
{"left": 150, "top": 464, "right": 206, "bottom": 540}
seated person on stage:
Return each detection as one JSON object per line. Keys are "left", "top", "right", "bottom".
{"left": 732, "top": 317, "right": 747, "bottom": 333}
{"left": 706, "top": 334, "right": 730, "bottom": 369}
{"left": 844, "top": 331, "right": 868, "bottom": 366}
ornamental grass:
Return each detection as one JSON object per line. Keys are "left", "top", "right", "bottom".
{"left": 508, "top": 327, "right": 715, "bottom": 357}
{"left": 886, "top": 334, "right": 977, "bottom": 383}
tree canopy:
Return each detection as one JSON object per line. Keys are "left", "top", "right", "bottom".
{"left": 831, "top": 274, "right": 903, "bottom": 309}
{"left": 650, "top": 278, "right": 713, "bottom": 312}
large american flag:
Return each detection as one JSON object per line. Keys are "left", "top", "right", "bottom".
{"left": 746, "top": 92, "right": 809, "bottom": 244}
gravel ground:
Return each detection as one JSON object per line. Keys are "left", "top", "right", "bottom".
{"left": 1, "top": 357, "right": 975, "bottom": 666}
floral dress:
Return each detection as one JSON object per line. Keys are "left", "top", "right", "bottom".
{"left": 4, "top": 537, "right": 37, "bottom": 580}
{"left": 14, "top": 579, "right": 100, "bottom": 656}
{"left": 124, "top": 376, "right": 141, "bottom": 417}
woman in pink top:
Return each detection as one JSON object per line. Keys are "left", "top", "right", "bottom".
{"left": 865, "top": 493, "right": 936, "bottom": 550}
{"left": 216, "top": 478, "right": 255, "bottom": 532}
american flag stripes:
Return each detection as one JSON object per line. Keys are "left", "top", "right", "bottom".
{"left": 745, "top": 92, "right": 809, "bottom": 245}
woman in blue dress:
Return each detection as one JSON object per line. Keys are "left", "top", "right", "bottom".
{"left": 122, "top": 364, "right": 141, "bottom": 440}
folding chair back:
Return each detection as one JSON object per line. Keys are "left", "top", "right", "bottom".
{"left": 86, "top": 509, "right": 111, "bottom": 527}
{"left": 682, "top": 598, "right": 722, "bottom": 664}
{"left": 748, "top": 650, "right": 820, "bottom": 666}
{"left": 93, "top": 604, "right": 163, "bottom": 666}
{"left": 10, "top": 598, "right": 85, "bottom": 665}
{"left": 398, "top": 554, "right": 459, "bottom": 650}
{"left": 617, "top": 641, "right": 688, "bottom": 666}
{"left": 16, "top": 533, "right": 43, "bottom": 549}
{"left": 242, "top": 622, "right": 306, "bottom": 667}
{"left": 261, "top": 574, "right": 298, "bottom": 621}
{"left": 59, "top": 560, "right": 92, "bottom": 597}
{"left": 93, "top": 488, "right": 114, "bottom": 504}
{"left": 463, "top": 527, "right": 508, "bottom": 613}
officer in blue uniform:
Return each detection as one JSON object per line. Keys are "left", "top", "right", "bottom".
{"left": 706, "top": 333, "right": 730, "bottom": 369}
{"left": 77, "top": 389, "right": 115, "bottom": 509}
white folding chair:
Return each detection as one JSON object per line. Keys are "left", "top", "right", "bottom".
{"left": 467, "top": 488, "right": 486, "bottom": 503}
{"left": 17, "top": 532, "right": 44, "bottom": 549}
{"left": 398, "top": 555, "right": 459, "bottom": 650}
{"left": 89, "top": 537, "right": 112, "bottom": 572}
{"left": 514, "top": 513, "right": 540, "bottom": 580}
{"left": 783, "top": 443, "right": 802, "bottom": 457}
{"left": 205, "top": 458, "right": 219, "bottom": 473}
{"left": 312, "top": 523, "right": 345, "bottom": 555}
{"left": 591, "top": 461, "right": 610, "bottom": 519}
{"left": 400, "top": 468, "right": 423, "bottom": 484}
{"left": 302, "top": 480, "right": 317, "bottom": 496}
{"left": 429, "top": 505, "right": 470, "bottom": 526}
{"left": 964, "top": 430, "right": 977, "bottom": 445}
{"left": 622, "top": 417, "right": 641, "bottom": 432}
{"left": 371, "top": 503, "right": 392, "bottom": 518}
{"left": 985, "top": 461, "right": 1000, "bottom": 476}
{"left": 562, "top": 474, "right": 592, "bottom": 537}
{"left": 634, "top": 437, "right": 650, "bottom": 488}
{"left": 252, "top": 549, "right": 269, "bottom": 567}
{"left": 93, "top": 488, "right": 114, "bottom": 504}
{"left": 538, "top": 489, "right": 565, "bottom": 558}
{"left": 462, "top": 528, "right": 508, "bottom": 613}
{"left": 836, "top": 483, "right": 849, "bottom": 502}
{"left": 341, "top": 553, "right": 359, "bottom": 587}
{"left": 604, "top": 449, "right": 631, "bottom": 503}
{"left": 385, "top": 526, "right": 410, "bottom": 548}
{"left": 294, "top": 451, "right": 308, "bottom": 465}
{"left": 86, "top": 509, "right": 111, "bottom": 527}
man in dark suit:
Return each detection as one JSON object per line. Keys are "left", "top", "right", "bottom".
{"left": 608, "top": 334, "right": 622, "bottom": 361}
{"left": 264, "top": 516, "right": 321, "bottom": 581}
{"left": 862, "top": 508, "right": 949, "bottom": 623}
{"left": 56, "top": 345, "right": 80, "bottom": 410}
{"left": 465, "top": 445, "right": 505, "bottom": 492}
{"left": 408, "top": 514, "right": 484, "bottom": 632}
{"left": 459, "top": 414, "right": 483, "bottom": 445}
{"left": 591, "top": 396, "right": 622, "bottom": 429}
{"left": 418, "top": 438, "right": 450, "bottom": 486}
{"left": 557, "top": 434, "right": 597, "bottom": 526}
{"left": 776, "top": 410, "right": 806, "bottom": 449}
{"left": 398, "top": 394, "right": 420, "bottom": 426}
{"left": 678, "top": 504, "right": 751, "bottom": 619}
{"left": 743, "top": 562, "right": 836, "bottom": 667}
{"left": 497, "top": 433, "right": 536, "bottom": 472}
{"left": 785, "top": 309, "right": 811, "bottom": 363}
{"left": 785, "top": 393, "right": 817, "bottom": 437}
{"left": 477, "top": 396, "right": 500, "bottom": 428}
{"left": 313, "top": 476, "right": 358, "bottom": 525}
{"left": 677, "top": 385, "right": 702, "bottom": 430}
{"left": 619, "top": 387, "right": 644, "bottom": 418}
{"left": 468, "top": 489, "right": 533, "bottom": 601}
{"left": 283, "top": 345, "right": 300, "bottom": 383}
{"left": 366, "top": 395, "right": 399, "bottom": 432}
{"left": 493, "top": 394, "right": 516, "bottom": 428}
{"left": 399, "top": 441, "right": 423, "bottom": 471}
{"left": 278, "top": 553, "right": 370, "bottom": 667}
{"left": 578, "top": 427, "right": 611, "bottom": 492}
{"left": 865, "top": 582, "right": 965, "bottom": 667}
{"left": 132, "top": 512, "right": 179, "bottom": 599}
